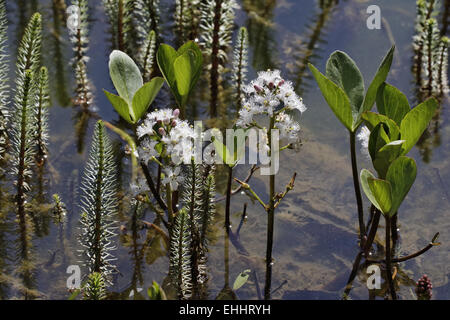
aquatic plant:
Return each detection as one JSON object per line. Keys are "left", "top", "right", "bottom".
{"left": 165, "top": 164, "right": 215, "bottom": 299}
{"left": 148, "top": 281, "right": 167, "bottom": 300}
{"left": 308, "top": 47, "right": 395, "bottom": 241}
{"left": 179, "top": 163, "right": 216, "bottom": 298}
{"left": 83, "top": 272, "right": 107, "bottom": 300}
{"left": 416, "top": 274, "right": 433, "bottom": 300}
{"left": 138, "top": 29, "right": 156, "bottom": 82}
{"left": 34, "top": 67, "right": 50, "bottom": 165}
{"left": 10, "top": 12, "right": 42, "bottom": 233}
{"left": 357, "top": 83, "right": 439, "bottom": 299}
{"left": 199, "top": 0, "right": 237, "bottom": 116}
{"left": 231, "top": 27, "right": 249, "bottom": 112}
{"left": 135, "top": 0, "right": 161, "bottom": 42}
{"left": 70, "top": 0, "right": 93, "bottom": 110}
{"left": 103, "top": 0, "right": 143, "bottom": 56}
{"left": 156, "top": 41, "right": 203, "bottom": 116}
{"left": 104, "top": 50, "right": 164, "bottom": 124}
{"left": 0, "top": 0, "right": 8, "bottom": 163}
{"left": 174, "top": 0, "right": 201, "bottom": 43}
{"left": 234, "top": 69, "right": 305, "bottom": 300}
{"left": 51, "top": 194, "right": 67, "bottom": 225}
{"left": 78, "top": 121, "right": 118, "bottom": 281}
{"left": 413, "top": 0, "right": 449, "bottom": 96}
{"left": 169, "top": 208, "right": 192, "bottom": 299}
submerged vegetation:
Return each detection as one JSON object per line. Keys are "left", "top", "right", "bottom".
{"left": 0, "top": 0, "right": 448, "bottom": 301}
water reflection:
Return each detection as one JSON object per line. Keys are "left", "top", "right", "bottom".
{"left": 0, "top": 0, "right": 448, "bottom": 300}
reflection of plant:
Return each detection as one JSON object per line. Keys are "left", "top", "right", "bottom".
{"left": 308, "top": 47, "right": 394, "bottom": 241}
{"left": 78, "top": 121, "right": 118, "bottom": 282}
{"left": 358, "top": 83, "right": 439, "bottom": 299}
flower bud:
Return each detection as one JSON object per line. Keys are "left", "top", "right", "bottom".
{"left": 173, "top": 109, "right": 180, "bottom": 118}
{"left": 158, "top": 127, "right": 166, "bottom": 136}
{"left": 254, "top": 85, "right": 263, "bottom": 93}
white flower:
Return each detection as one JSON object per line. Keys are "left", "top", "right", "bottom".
{"left": 138, "top": 139, "right": 159, "bottom": 165}
{"left": 357, "top": 126, "right": 371, "bottom": 160}
{"left": 237, "top": 69, "right": 306, "bottom": 150}
{"left": 237, "top": 69, "right": 306, "bottom": 124}
{"left": 162, "top": 167, "right": 184, "bottom": 191}
{"left": 275, "top": 113, "right": 301, "bottom": 143}
{"left": 137, "top": 108, "right": 195, "bottom": 165}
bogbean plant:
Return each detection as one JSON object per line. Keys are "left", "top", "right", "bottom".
{"left": 358, "top": 84, "right": 439, "bottom": 299}
{"left": 309, "top": 48, "right": 441, "bottom": 299}
{"left": 309, "top": 47, "right": 395, "bottom": 241}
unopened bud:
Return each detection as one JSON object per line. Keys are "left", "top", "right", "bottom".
{"left": 158, "top": 127, "right": 166, "bottom": 136}
{"left": 173, "top": 109, "right": 180, "bottom": 118}
{"left": 254, "top": 85, "right": 263, "bottom": 93}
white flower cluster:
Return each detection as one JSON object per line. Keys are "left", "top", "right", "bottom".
{"left": 357, "top": 126, "right": 371, "bottom": 160}
{"left": 237, "top": 69, "right": 306, "bottom": 144}
{"left": 137, "top": 108, "right": 195, "bottom": 190}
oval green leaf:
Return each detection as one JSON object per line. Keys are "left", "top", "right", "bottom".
{"left": 386, "top": 156, "right": 417, "bottom": 216}
{"left": 358, "top": 46, "right": 395, "bottom": 120}
{"left": 360, "top": 169, "right": 392, "bottom": 215}
{"left": 104, "top": 89, "right": 134, "bottom": 123}
{"left": 233, "top": 269, "right": 251, "bottom": 291}
{"left": 400, "top": 98, "right": 438, "bottom": 155}
{"left": 132, "top": 77, "right": 164, "bottom": 122}
{"left": 308, "top": 63, "right": 354, "bottom": 132}
{"left": 109, "top": 50, "right": 143, "bottom": 106}
{"left": 376, "top": 82, "right": 410, "bottom": 125}
{"left": 326, "top": 51, "right": 365, "bottom": 117}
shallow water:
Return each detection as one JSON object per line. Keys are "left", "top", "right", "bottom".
{"left": 0, "top": 0, "right": 449, "bottom": 300}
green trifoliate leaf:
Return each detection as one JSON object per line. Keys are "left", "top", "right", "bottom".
{"left": 376, "top": 82, "right": 410, "bottom": 125}
{"left": 400, "top": 98, "right": 438, "bottom": 155}
{"left": 385, "top": 156, "right": 417, "bottom": 217}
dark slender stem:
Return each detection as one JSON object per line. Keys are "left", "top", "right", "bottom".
{"left": 236, "top": 203, "right": 247, "bottom": 238}
{"left": 141, "top": 162, "right": 167, "bottom": 212}
{"left": 225, "top": 165, "right": 233, "bottom": 234}
{"left": 364, "top": 207, "right": 381, "bottom": 257}
{"left": 391, "top": 214, "right": 399, "bottom": 244}
{"left": 367, "top": 234, "right": 439, "bottom": 264}
{"left": 214, "top": 165, "right": 259, "bottom": 203}
{"left": 385, "top": 216, "right": 397, "bottom": 300}
{"left": 344, "top": 207, "right": 381, "bottom": 297}
{"left": 224, "top": 228, "right": 230, "bottom": 288}
{"left": 350, "top": 131, "right": 365, "bottom": 240}
{"left": 264, "top": 117, "right": 276, "bottom": 300}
